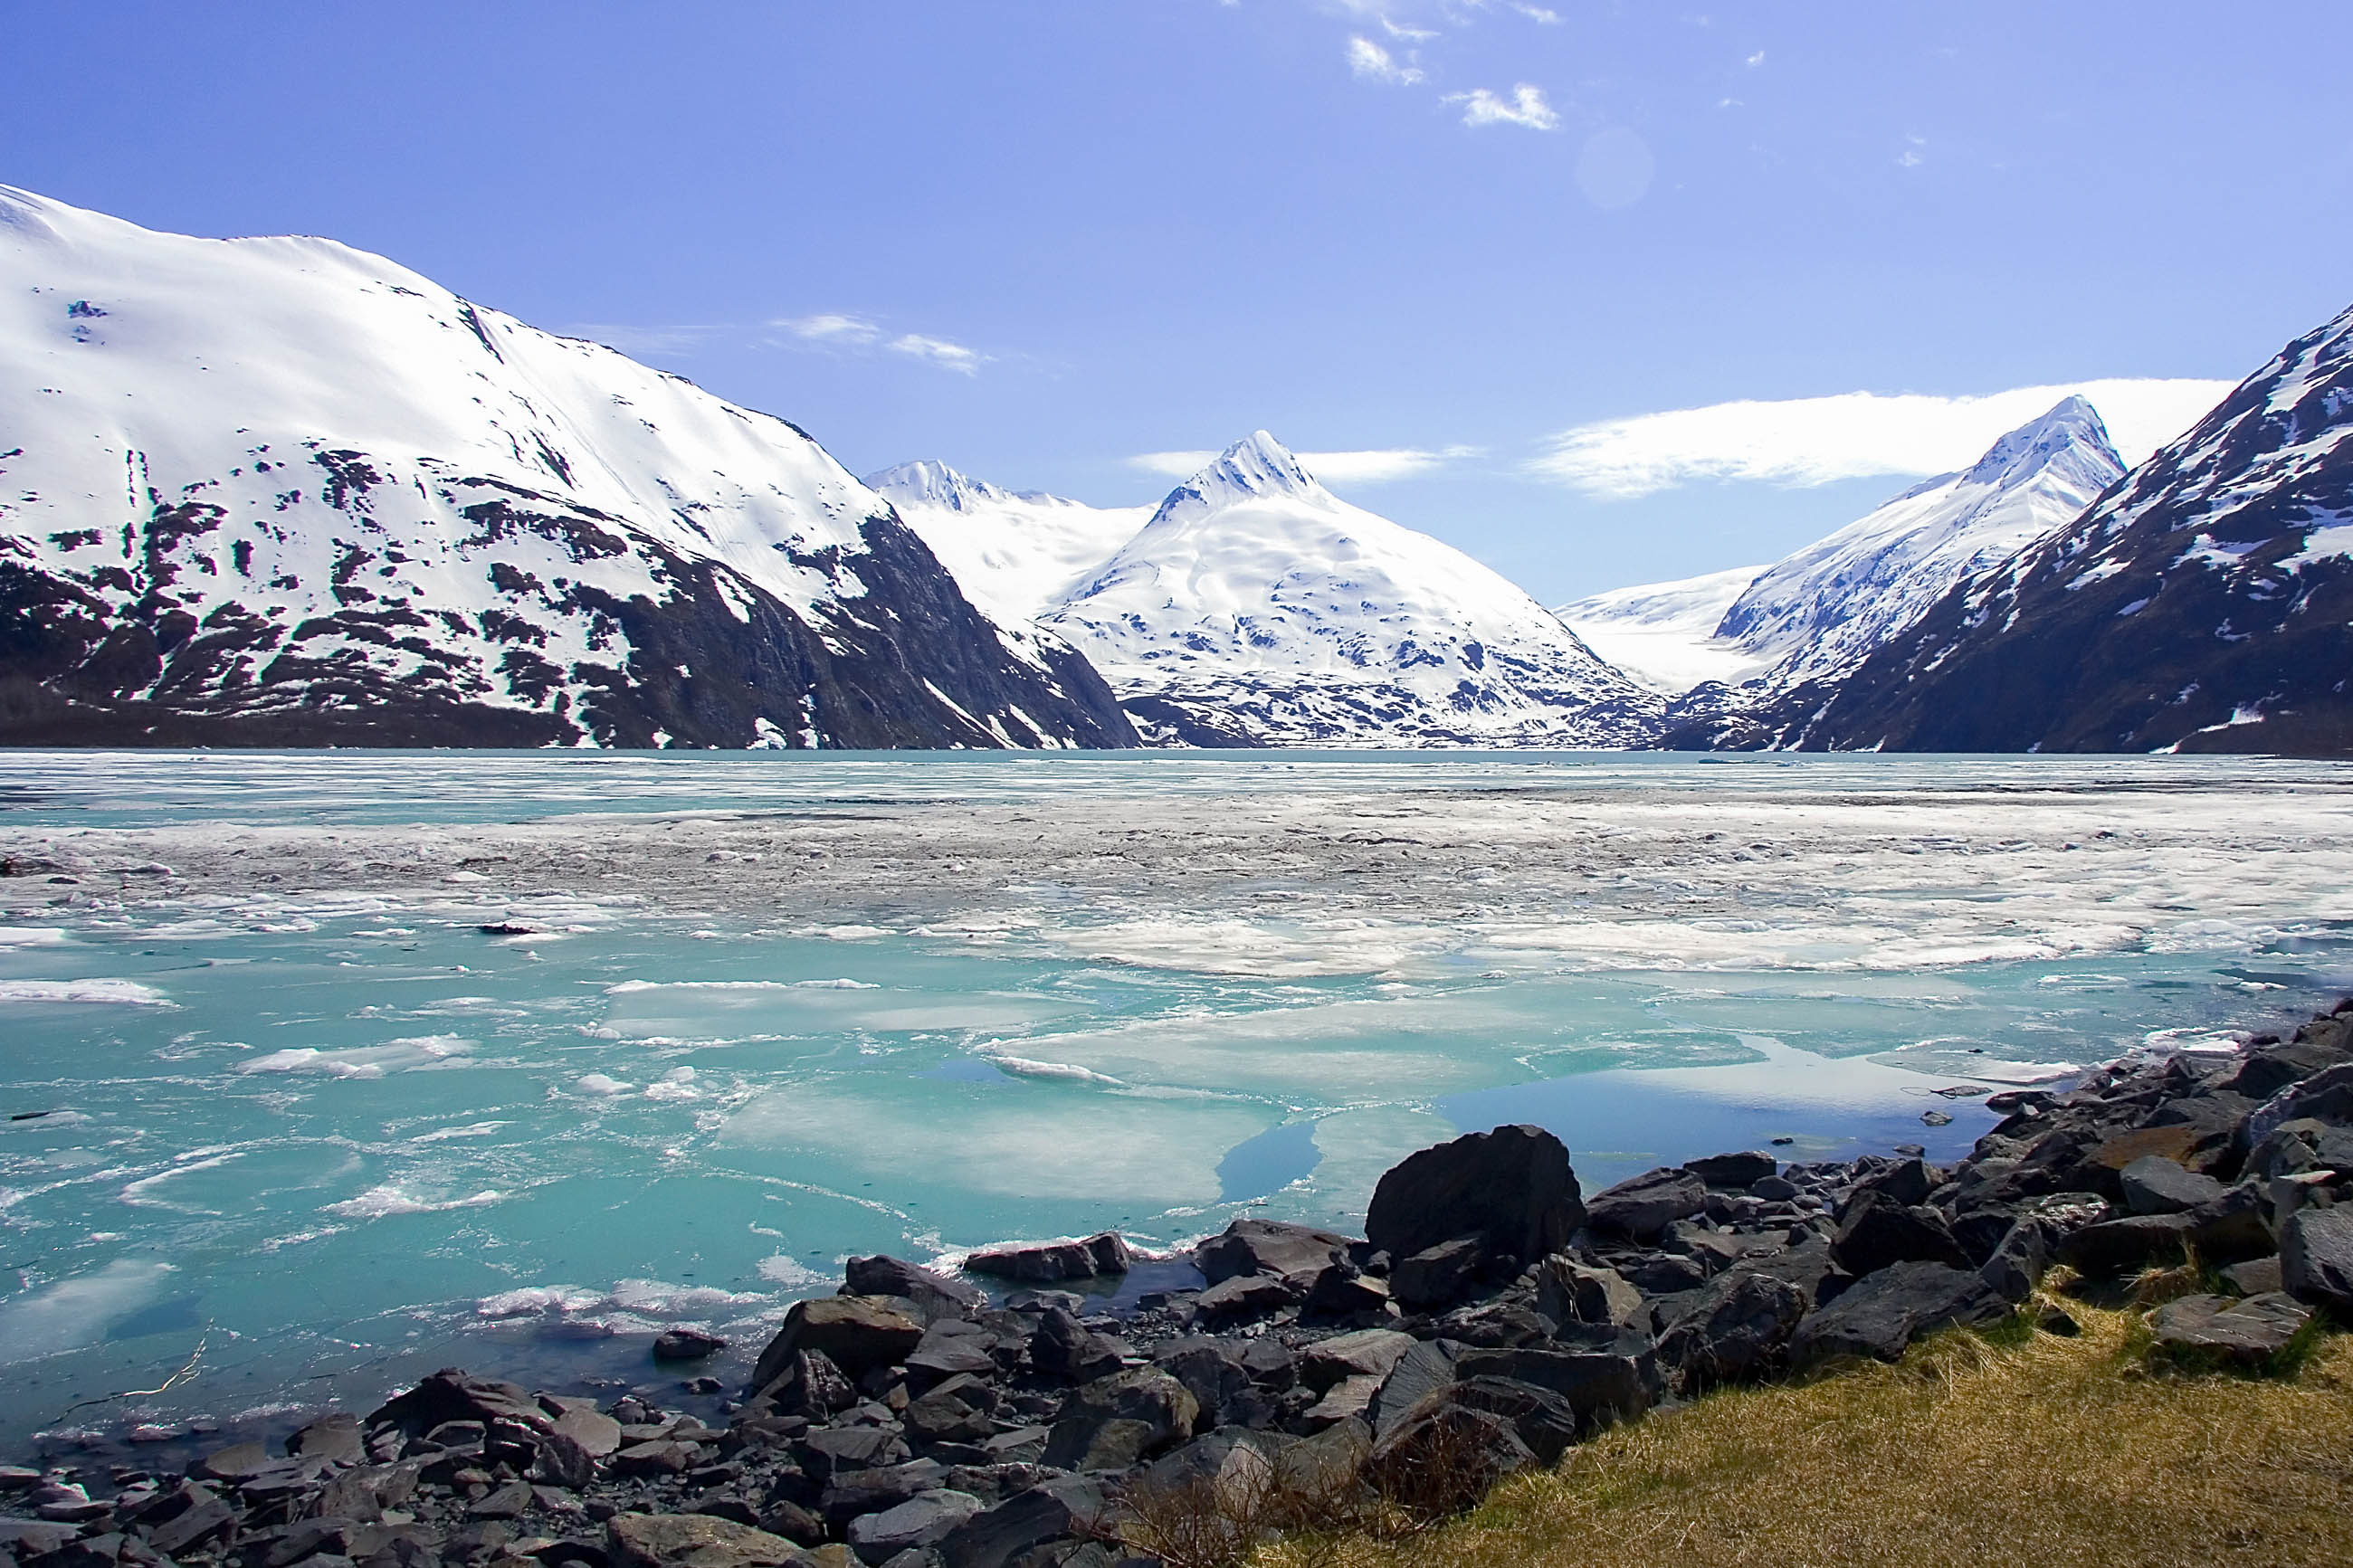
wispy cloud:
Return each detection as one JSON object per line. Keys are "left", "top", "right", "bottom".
{"left": 1446, "top": 83, "right": 1559, "bottom": 130}
{"left": 1129, "top": 444, "right": 1481, "bottom": 484}
{"left": 1529, "top": 379, "right": 2238, "bottom": 499}
{"left": 1347, "top": 35, "right": 1424, "bottom": 84}
{"left": 776, "top": 312, "right": 882, "bottom": 345}
{"left": 885, "top": 333, "right": 984, "bottom": 375}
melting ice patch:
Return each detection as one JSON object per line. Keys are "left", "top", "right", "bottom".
{"left": 0, "top": 1259, "right": 175, "bottom": 1363}
{"left": 322, "top": 1184, "right": 501, "bottom": 1219}
{"left": 0, "top": 979, "right": 171, "bottom": 1005}
{"left": 239, "top": 1035, "right": 472, "bottom": 1077}
{"left": 0, "top": 927, "right": 70, "bottom": 946}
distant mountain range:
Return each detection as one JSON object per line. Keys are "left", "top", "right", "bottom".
{"left": 3, "top": 186, "right": 2347, "bottom": 754}
{"left": 875, "top": 432, "right": 1659, "bottom": 747}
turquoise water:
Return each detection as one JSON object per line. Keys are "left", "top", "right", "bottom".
{"left": 2, "top": 749, "right": 2349, "bottom": 1451}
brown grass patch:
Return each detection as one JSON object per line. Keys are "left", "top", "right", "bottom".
{"left": 1264, "top": 1303, "right": 2353, "bottom": 1568}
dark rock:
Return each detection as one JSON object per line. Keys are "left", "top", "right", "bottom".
{"left": 2149, "top": 1292, "right": 2312, "bottom": 1365}
{"left": 1193, "top": 1219, "right": 1348, "bottom": 1288}
{"left": 0, "top": 1522, "right": 81, "bottom": 1559}
{"left": 469, "top": 1482, "right": 534, "bottom": 1520}
{"left": 2181, "top": 1181, "right": 2278, "bottom": 1262}
{"left": 1831, "top": 1193, "right": 1970, "bottom": 1275}
{"left": 2119, "top": 1156, "right": 2225, "bottom": 1216}
{"left": 368, "top": 1370, "right": 553, "bottom": 1438}
{"left": 2059, "top": 1212, "right": 2197, "bottom": 1277}
{"left": 936, "top": 1476, "right": 1108, "bottom": 1568}
{"left": 962, "top": 1233, "right": 1129, "bottom": 1284}
{"left": 194, "top": 1440, "right": 279, "bottom": 1481}
{"left": 1442, "top": 1376, "right": 1584, "bottom": 1465}
{"left": 798, "top": 1428, "right": 914, "bottom": 1480}
{"left": 1657, "top": 1269, "right": 1809, "bottom": 1392}
{"left": 1191, "top": 1274, "right": 1294, "bottom": 1327}
{"left": 1365, "top": 1125, "right": 1585, "bottom": 1263}
{"left": 605, "top": 1514, "right": 809, "bottom": 1568}
{"left": 1977, "top": 1219, "right": 2051, "bottom": 1305}
{"left": 1532, "top": 1257, "right": 1641, "bottom": 1327}
{"left": 844, "top": 1258, "right": 984, "bottom": 1322}
{"left": 1387, "top": 1239, "right": 1482, "bottom": 1312}
{"left": 1684, "top": 1151, "right": 1777, "bottom": 1190}
{"left": 1040, "top": 1368, "right": 1198, "bottom": 1472}
{"left": 818, "top": 1461, "right": 948, "bottom": 1527}
{"left": 1453, "top": 1335, "right": 1656, "bottom": 1428}
{"left": 1368, "top": 1339, "right": 1461, "bottom": 1440}
{"left": 1847, "top": 1157, "right": 1936, "bottom": 1211}
{"left": 1026, "top": 1309, "right": 1121, "bottom": 1384}
{"left": 2282, "top": 1204, "right": 2353, "bottom": 1311}
{"left": 612, "top": 1441, "right": 700, "bottom": 1478}
{"left": 531, "top": 1430, "right": 598, "bottom": 1491}
{"left": 1427, "top": 1297, "right": 1558, "bottom": 1348}
{"left": 1150, "top": 1340, "right": 1253, "bottom": 1428}
{"left": 1625, "top": 1253, "right": 1709, "bottom": 1295}
{"left": 653, "top": 1330, "right": 729, "bottom": 1364}
{"left": 845, "top": 1491, "right": 983, "bottom": 1566}
{"left": 905, "top": 1325, "right": 1001, "bottom": 1386}
{"left": 1365, "top": 1402, "right": 1534, "bottom": 1516}
{"left": 1586, "top": 1168, "right": 1707, "bottom": 1244}
{"left": 148, "top": 1498, "right": 239, "bottom": 1558}
{"left": 1300, "top": 1329, "right": 1416, "bottom": 1392}
{"left": 1789, "top": 1261, "right": 2005, "bottom": 1369}
{"left": 1238, "top": 1337, "right": 1296, "bottom": 1390}
{"left": 552, "top": 1407, "right": 626, "bottom": 1459}
{"left": 287, "top": 1414, "right": 365, "bottom": 1465}
{"left": 904, "top": 1376, "right": 997, "bottom": 1449}
{"left": 750, "top": 1299, "right": 924, "bottom": 1392}
{"left": 2222, "top": 1254, "right": 2285, "bottom": 1296}
{"left": 1300, "top": 1263, "right": 1392, "bottom": 1322}
{"left": 1748, "top": 1174, "right": 1801, "bottom": 1202}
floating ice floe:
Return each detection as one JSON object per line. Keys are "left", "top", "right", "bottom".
{"left": 0, "top": 978, "right": 172, "bottom": 1005}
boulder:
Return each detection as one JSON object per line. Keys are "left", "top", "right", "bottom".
{"left": 1847, "top": 1157, "right": 1936, "bottom": 1210}
{"left": 963, "top": 1233, "right": 1130, "bottom": 1283}
{"left": 937, "top": 1476, "right": 1107, "bottom": 1568}
{"left": 1453, "top": 1334, "right": 1656, "bottom": 1428}
{"left": 2222, "top": 1254, "right": 2285, "bottom": 1296}
{"left": 1657, "top": 1269, "right": 1808, "bottom": 1392}
{"left": 799, "top": 1427, "right": 916, "bottom": 1480}
{"left": 818, "top": 1460, "right": 948, "bottom": 1528}
{"left": 747, "top": 1349, "right": 858, "bottom": 1419}
{"left": 1027, "top": 1308, "right": 1122, "bottom": 1384}
{"left": 1586, "top": 1167, "right": 1707, "bottom": 1244}
{"left": 1368, "top": 1339, "right": 1461, "bottom": 1440}
{"left": 653, "top": 1329, "right": 728, "bottom": 1363}
{"left": 1388, "top": 1239, "right": 1483, "bottom": 1311}
{"left": 1789, "top": 1261, "right": 2005, "bottom": 1369}
{"left": 1533, "top": 1258, "right": 1643, "bottom": 1327}
{"left": 843, "top": 1257, "right": 982, "bottom": 1321}
{"left": 750, "top": 1298, "right": 924, "bottom": 1392}
{"left": 1684, "top": 1151, "right": 1777, "bottom": 1190}
{"left": 844, "top": 1491, "right": 983, "bottom": 1566}
{"left": 2282, "top": 1204, "right": 2353, "bottom": 1312}
{"left": 2059, "top": 1212, "right": 2196, "bottom": 1277}
{"left": 1831, "top": 1193, "right": 1970, "bottom": 1275}
{"left": 1365, "top": 1125, "right": 1585, "bottom": 1265}
{"left": 904, "top": 1374, "right": 997, "bottom": 1448}
{"left": 1443, "top": 1375, "right": 1584, "bottom": 1465}
{"left": 1977, "top": 1219, "right": 2050, "bottom": 1305}
{"left": 2149, "top": 1293, "right": 2312, "bottom": 1367}
{"left": 1365, "top": 1402, "right": 1534, "bottom": 1516}
{"left": 607, "top": 1514, "right": 811, "bottom": 1568}
{"left": 1194, "top": 1218, "right": 1349, "bottom": 1287}
{"left": 1193, "top": 1273, "right": 1295, "bottom": 1326}
{"left": 905, "top": 1323, "right": 1001, "bottom": 1384}
{"left": 1040, "top": 1367, "right": 1198, "bottom": 1471}
{"left": 1301, "top": 1264, "right": 1393, "bottom": 1322}
{"left": 1152, "top": 1339, "right": 1254, "bottom": 1428}
{"left": 2119, "top": 1155, "right": 2225, "bottom": 1216}
{"left": 367, "top": 1370, "right": 552, "bottom": 1437}
{"left": 1302, "top": 1373, "right": 1385, "bottom": 1427}
{"left": 1300, "top": 1328, "right": 1416, "bottom": 1392}
{"left": 285, "top": 1413, "right": 364, "bottom": 1464}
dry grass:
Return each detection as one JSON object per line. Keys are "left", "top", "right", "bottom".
{"left": 1267, "top": 1300, "right": 2353, "bottom": 1568}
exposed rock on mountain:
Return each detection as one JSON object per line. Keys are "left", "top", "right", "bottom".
{"left": 1710, "top": 302, "right": 2353, "bottom": 755}
{"left": 0, "top": 186, "right": 1138, "bottom": 749}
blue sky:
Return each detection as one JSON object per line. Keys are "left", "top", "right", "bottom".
{"left": 6, "top": 1, "right": 2348, "bottom": 600}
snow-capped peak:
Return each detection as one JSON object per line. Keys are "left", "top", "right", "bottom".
{"left": 1959, "top": 394, "right": 2123, "bottom": 492}
{"left": 1149, "top": 430, "right": 1328, "bottom": 527}
{"left": 862, "top": 459, "right": 1016, "bottom": 514}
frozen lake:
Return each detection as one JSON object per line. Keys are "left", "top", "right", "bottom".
{"left": 3, "top": 748, "right": 2351, "bottom": 1451}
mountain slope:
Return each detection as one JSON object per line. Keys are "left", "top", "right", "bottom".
{"left": 862, "top": 461, "right": 1149, "bottom": 625}
{"left": 1738, "top": 301, "right": 2353, "bottom": 755}
{"left": 0, "top": 186, "right": 1137, "bottom": 749}
{"left": 1035, "top": 432, "right": 1662, "bottom": 746}
{"left": 1554, "top": 565, "right": 1770, "bottom": 693}
{"left": 1715, "top": 396, "right": 2128, "bottom": 684}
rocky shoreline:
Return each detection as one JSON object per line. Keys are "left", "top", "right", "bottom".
{"left": 9, "top": 1001, "right": 2353, "bottom": 1568}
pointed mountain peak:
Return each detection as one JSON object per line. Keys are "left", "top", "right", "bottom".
{"left": 1149, "top": 431, "right": 1327, "bottom": 527}
{"left": 1962, "top": 395, "right": 2124, "bottom": 490}
{"left": 862, "top": 459, "right": 1014, "bottom": 514}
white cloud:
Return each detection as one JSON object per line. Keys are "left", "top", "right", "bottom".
{"left": 775, "top": 312, "right": 881, "bottom": 345}
{"left": 1530, "top": 379, "right": 2238, "bottom": 499}
{"left": 1347, "top": 35, "right": 1424, "bottom": 84}
{"left": 1128, "top": 444, "right": 1481, "bottom": 484}
{"left": 1746, "top": 49, "right": 1766, "bottom": 66}
{"left": 886, "top": 332, "right": 985, "bottom": 375}
{"left": 1511, "top": 5, "right": 1563, "bottom": 23}
{"left": 1447, "top": 83, "right": 1558, "bottom": 131}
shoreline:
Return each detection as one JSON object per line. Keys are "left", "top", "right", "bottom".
{"left": 5, "top": 995, "right": 2351, "bottom": 1567}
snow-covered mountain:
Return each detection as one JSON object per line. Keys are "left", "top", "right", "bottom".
{"left": 1747, "top": 300, "right": 2353, "bottom": 755}
{"left": 1018, "top": 432, "right": 1662, "bottom": 746}
{"left": 1714, "top": 395, "right": 2128, "bottom": 684}
{"left": 0, "top": 186, "right": 1137, "bottom": 749}
{"left": 1554, "top": 565, "right": 1770, "bottom": 694}
{"left": 862, "top": 461, "right": 1149, "bottom": 626}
